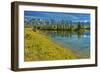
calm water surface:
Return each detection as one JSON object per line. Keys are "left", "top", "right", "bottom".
{"left": 41, "top": 30, "right": 90, "bottom": 58}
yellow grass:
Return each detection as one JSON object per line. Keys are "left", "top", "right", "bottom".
{"left": 24, "top": 28, "right": 77, "bottom": 61}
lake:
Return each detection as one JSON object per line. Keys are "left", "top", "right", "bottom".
{"left": 41, "top": 30, "right": 90, "bottom": 59}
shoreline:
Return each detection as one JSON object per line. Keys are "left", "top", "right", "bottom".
{"left": 24, "top": 28, "right": 78, "bottom": 61}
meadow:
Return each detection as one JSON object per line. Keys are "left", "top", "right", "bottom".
{"left": 24, "top": 28, "right": 77, "bottom": 61}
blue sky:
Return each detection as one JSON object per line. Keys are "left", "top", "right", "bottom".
{"left": 24, "top": 11, "right": 90, "bottom": 22}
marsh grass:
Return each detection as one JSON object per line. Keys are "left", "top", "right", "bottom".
{"left": 24, "top": 28, "right": 77, "bottom": 61}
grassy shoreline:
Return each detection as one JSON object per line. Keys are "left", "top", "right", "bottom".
{"left": 24, "top": 28, "right": 77, "bottom": 61}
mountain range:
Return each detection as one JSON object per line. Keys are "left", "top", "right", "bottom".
{"left": 24, "top": 11, "right": 90, "bottom": 25}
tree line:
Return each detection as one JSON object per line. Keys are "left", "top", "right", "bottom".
{"left": 24, "top": 18, "right": 90, "bottom": 31}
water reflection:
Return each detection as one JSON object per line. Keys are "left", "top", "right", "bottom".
{"left": 41, "top": 30, "right": 90, "bottom": 39}
{"left": 40, "top": 30, "right": 90, "bottom": 58}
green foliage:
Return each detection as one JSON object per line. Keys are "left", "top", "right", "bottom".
{"left": 26, "top": 19, "right": 90, "bottom": 31}
{"left": 32, "top": 23, "right": 89, "bottom": 32}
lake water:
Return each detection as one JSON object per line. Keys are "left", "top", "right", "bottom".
{"left": 41, "top": 30, "right": 90, "bottom": 59}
